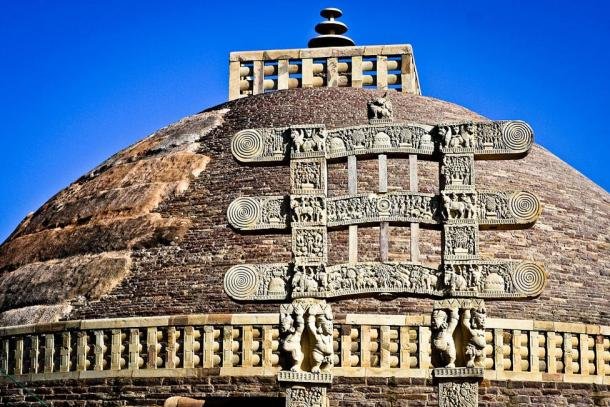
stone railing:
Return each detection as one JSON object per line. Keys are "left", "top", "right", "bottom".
{"left": 228, "top": 44, "right": 421, "bottom": 100}
{"left": 0, "top": 313, "right": 608, "bottom": 384}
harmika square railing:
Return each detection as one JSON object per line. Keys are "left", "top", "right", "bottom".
{"left": 228, "top": 45, "right": 421, "bottom": 100}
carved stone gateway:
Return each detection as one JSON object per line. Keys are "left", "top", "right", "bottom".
{"left": 224, "top": 100, "right": 546, "bottom": 406}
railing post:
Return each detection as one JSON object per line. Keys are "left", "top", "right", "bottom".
{"left": 203, "top": 326, "right": 214, "bottom": 368}
{"left": 110, "top": 329, "right": 123, "bottom": 371}
{"left": 29, "top": 335, "right": 40, "bottom": 374}
{"left": 512, "top": 330, "right": 522, "bottom": 372}
{"left": 14, "top": 337, "right": 23, "bottom": 375}
{"left": 43, "top": 334, "right": 55, "bottom": 373}
{"left": 530, "top": 331, "right": 539, "bottom": 373}
{"left": 360, "top": 325, "right": 371, "bottom": 368}
{"left": 242, "top": 325, "right": 253, "bottom": 368}
{"left": 564, "top": 333, "right": 574, "bottom": 375}
{"left": 59, "top": 332, "right": 72, "bottom": 373}
{"left": 546, "top": 331, "right": 557, "bottom": 374}
{"left": 166, "top": 327, "right": 178, "bottom": 369}
{"left": 380, "top": 325, "right": 391, "bottom": 369}
{"left": 147, "top": 327, "right": 160, "bottom": 369}
{"left": 399, "top": 326, "right": 411, "bottom": 370}
{"left": 494, "top": 328, "right": 504, "bottom": 375}
{"left": 183, "top": 326, "right": 195, "bottom": 369}
{"left": 94, "top": 330, "right": 105, "bottom": 371}
{"left": 418, "top": 326, "right": 431, "bottom": 369}
{"left": 128, "top": 329, "right": 141, "bottom": 370}
{"left": 76, "top": 332, "right": 89, "bottom": 372}
{"left": 222, "top": 326, "right": 234, "bottom": 367}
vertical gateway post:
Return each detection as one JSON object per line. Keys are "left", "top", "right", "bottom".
{"left": 223, "top": 7, "right": 545, "bottom": 407}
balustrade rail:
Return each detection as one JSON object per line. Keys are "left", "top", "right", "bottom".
{"left": 228, "top": 45, "right": 420, "bottom": 100}
{"left": 0, "top": 314, "right": 608, "bottom": 384}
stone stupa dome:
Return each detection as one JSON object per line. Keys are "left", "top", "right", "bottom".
{"left": 0, "top": 87, "right": 607, "bottom": 327}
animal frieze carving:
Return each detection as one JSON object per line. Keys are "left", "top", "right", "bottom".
{"left": 437, "top": 120, "right": 533, "bottom": 156}
{"left": 226, "top": 190, "right": 540, "bottom": 231}
{"left": 441, "top": 261, "right": 547, "bottom": 298}
{"left": 326, "top": 192, "right": 437, "bottom": 227}
{"left": 292, "top": 262, "right": 442, "bottom": 299}
{"left": 290, "top": 125, "right": 327, "bottom": 157}
{"left": 223, "top": 260, "right": 546, "bottom": 301}
{"left": 230, "top": 120, "right": 533, "bottom": 162}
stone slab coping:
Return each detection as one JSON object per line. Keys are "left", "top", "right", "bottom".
{"left": 229, "top": 44, "right": 414, "bottom": 61}
{"left": 1, "top": 313, "right": 608, "bottom": 336}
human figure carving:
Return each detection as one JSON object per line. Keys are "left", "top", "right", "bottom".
{"left": 461, "top": 123, "right": 476, "bottom": 148}
{"left": 280, "top": 305, "right": 305, "bottom": 371}
{"left": 431, "top": 308, "right": 459, "bottom": 368}
{"left": 308, "top": 310, "right": 334, "bottom": 373}
{"left": 463, "top": 306, "right": 487, "bottom": 368}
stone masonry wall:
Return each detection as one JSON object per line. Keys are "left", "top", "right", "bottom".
{"left": 1, "top": 377, "right": 608, "bottom": 406}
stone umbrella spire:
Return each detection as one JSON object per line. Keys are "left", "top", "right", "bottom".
{"left": 308, "top": 7, "right": 355, "bottom": 48}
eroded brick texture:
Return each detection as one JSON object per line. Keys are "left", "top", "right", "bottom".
{"left": 50, "top": 87, "right": 608, "bottom": 326}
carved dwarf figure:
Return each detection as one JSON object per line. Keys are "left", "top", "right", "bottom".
{"left": 431, "top": 307, "right": 459, "bottom": 368}
{"left": 308, "top": 309, "right": 334, "bottom": 373}
{"left": 280, "top": 305, "right": 305, "bottom": 371}
{"left": 463, "top": 306, "right": 487, "bottom": 368}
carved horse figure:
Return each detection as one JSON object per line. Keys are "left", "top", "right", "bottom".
{"left": 291, "top": 199, "right": 314, "bottom": 222}
{"left": 442, "top": 194, "right": 467, "bottom": 219}
{"left": 444, "top": 266, "right": 468, "bottom": 291}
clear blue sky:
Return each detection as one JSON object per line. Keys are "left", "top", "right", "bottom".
{"left": 0, "top": 1, "right": 608, "bottom": 242}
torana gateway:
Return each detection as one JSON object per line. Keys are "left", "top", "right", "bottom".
{"left": 1, "top": 8, "right": 608, "bottom": 407}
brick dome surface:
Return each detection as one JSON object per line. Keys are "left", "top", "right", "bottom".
{"left": 0, "top": 87, "right": 608, "bottom": 327}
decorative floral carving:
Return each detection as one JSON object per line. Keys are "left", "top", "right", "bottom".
{"left": 292, "top": 161, "right": 324, "bottom": 192}
{"left": 444, "top": 225, "right": 477, "bottom": 258}
{"left": 441, "top": 155, "right": 473, "bottom": 187}
{"left": 438, "top": 381, "right": 478, "bottom": 407}
{"left": 286, "top": 386, "right": 325, "bottom": 407}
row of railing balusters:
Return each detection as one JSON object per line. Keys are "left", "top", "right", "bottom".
{"left": 1, "top": 323, "right": 608, "bottom": 378}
